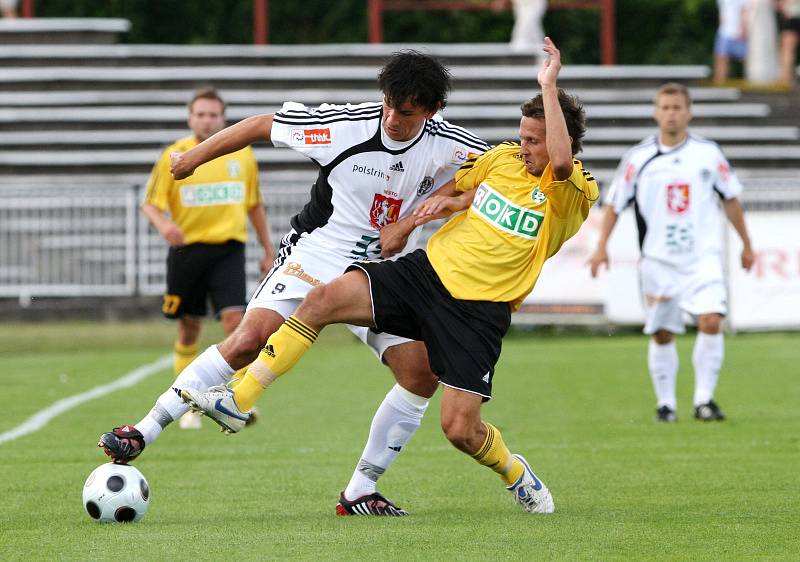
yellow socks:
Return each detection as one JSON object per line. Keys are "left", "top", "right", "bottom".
{"left": 471, "top": 422, "right": 524, "bottom": 486}
{"left": 232, "top": 315, "right": 318, "bottom": 412}
{"left": 173, "top": 342, "right": 198, "bottom": 378}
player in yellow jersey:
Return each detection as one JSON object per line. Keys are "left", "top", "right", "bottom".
{"left": 142, "top": 87, "right": 274, "bottom": 428}
{"left": 183, "top": 38, "right": 598, "bottom": 513}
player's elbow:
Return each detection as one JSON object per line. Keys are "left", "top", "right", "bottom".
{"left": 551, "top": 160, "right": 573, "bottom": 181}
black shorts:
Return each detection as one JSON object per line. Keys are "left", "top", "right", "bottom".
{"left": 779, "top": 14, "right": 800, "bottom": 33}
{"left": 162, "top": 241, "right": 246, "bottom": 319}
{"left": 348, "top": 249, "right": 511, "bottom": 401}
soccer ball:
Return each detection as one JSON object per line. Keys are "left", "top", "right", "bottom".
{"left": 82, "top": 463, "right": 150, "bottom": 523}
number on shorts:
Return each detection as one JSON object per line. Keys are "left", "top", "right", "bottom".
{"left": 162, "top": 294, "right": 181, "bottom": 315}
{"left": 271, "top": 283, "right": 286, "bottom": 295}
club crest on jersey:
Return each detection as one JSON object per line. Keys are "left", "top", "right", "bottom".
{"left": 417, "top": 176, "right": 434, "bottom": 196}
{"left": 473, "top": 184, "right": 544, "bottom": 239}
{"left": 290, "top": 127, "right": 331, "bottom": 146}
{"left": 531, "top": 186, "right": 547, "bottom": 204}
{"left": 666, "top": 183, "right": 690, "bottom": 214}
{"left": 370, "top": 193, "right": 403, "bottom": 229}
{"left": 227, "top": 159, "right": 240, "bottom": 178}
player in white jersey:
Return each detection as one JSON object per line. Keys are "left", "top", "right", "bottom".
{"left": 98, "top": 51, "right": 489, "bottom": 517}
{"left": 589, "top": 82, "right": 753, "bottom": 423}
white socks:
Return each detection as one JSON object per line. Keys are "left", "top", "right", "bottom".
{"left": 343, "top": 384, "right": 429, "bottom": 501}
{"left": 135, "top": 345, "right": 234, "bottom": 444}
{"left": 692, "top": 332, "right": 724, "bottom": 406}
{"left": 648, "top": 339, "right": 679, "bottom": 409}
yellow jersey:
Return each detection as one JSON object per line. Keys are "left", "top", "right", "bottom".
{"left": 144, "top": 136, "right": 261, "bottom": 245}
{"left": 427, "top": 143, "right": 599, "bottom": 311}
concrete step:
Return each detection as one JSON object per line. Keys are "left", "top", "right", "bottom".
{"left": 0, "top": 18, "right": 130, "bottom": 45}
{"left": 2, "top": 143, "right": 799, "bottom": 175}
{"left": 0, "top": 103, "right": 772, "bottom": 131}
{"left": 0, "top": 86, "right": 742, "bottom": 107}
{"left": 0, "top": 64, "right": 710, "bottom": 91}
{"left": 0, "top": 125, "right": 795, "bottom": 150}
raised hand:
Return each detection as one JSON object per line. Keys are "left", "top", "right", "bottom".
{"left": 537, "top": 36, "right": 562, "bottom": 88}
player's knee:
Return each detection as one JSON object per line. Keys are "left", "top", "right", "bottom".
{"left": 440, "top": 416, "right": 477, "bottom": 454}
{"left": 698, "top": 314, "right": 722, "bottom": 334}
{"left": 653, "top": 330, "right": 674, "bottom": 344}
{"left": 296, "top": 285, "right": 335, "bottom": 325}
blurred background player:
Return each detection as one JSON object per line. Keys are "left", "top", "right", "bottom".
{"left": 141, "top": 86, "right": 274, "bottom": 429}
{"left": 713, "top": 0, "right": 750, "bottom": 84}
{"left": 778, "top": 0, "right": 800, "bottom": 86}
{"left": 183, "top": 37, "right": 597, "bottom": 514}
{"left": 101, "top": 52, "right": 489, "bottom": 516}
{"left": 589, "top": 82, "right": 754, "bottom": 423}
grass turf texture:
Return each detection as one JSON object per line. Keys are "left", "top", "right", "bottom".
{"left": 0, "top": 321, "right": 797, "bottom": 561}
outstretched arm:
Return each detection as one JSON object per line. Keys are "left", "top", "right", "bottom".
{"left": 171, "top": 114, "right": 274, "bottom": 180}
{"left": 538, "top": 37, "right": 573, "bottom": 181}
{"left": 379, "top": 179, "right": 462, "bottom": 257}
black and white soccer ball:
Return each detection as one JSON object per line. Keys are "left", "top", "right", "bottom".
{"left": 82, "top": 463, "right": 150, "bottom": 523}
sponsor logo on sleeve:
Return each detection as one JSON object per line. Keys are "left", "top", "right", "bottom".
{"left": 227, "top": 159, "right": 240, "bottom": 178}
{"left": 290, "top": 128, "right": 332, "bottom": 146}
{"left": 303, "top": 128, "right": 332, "bottom": 145}
{"left": 369, "top": 193, "right": 403, "bottom": 229}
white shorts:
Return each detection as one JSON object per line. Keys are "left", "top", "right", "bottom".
{"left": 639, "top": 255, "right": 727, "bottom": 335}
{"left": 246, "top": 232, "right": 413, "bottom": 360}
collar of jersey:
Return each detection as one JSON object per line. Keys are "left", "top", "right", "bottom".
{"left": 379, "top": 119, "right": 426, "bottom": 150}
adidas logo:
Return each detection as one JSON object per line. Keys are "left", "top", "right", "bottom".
{"left": 388, "top": 161, "right": 404, "bottom": 172}
{"left": 388, "top": 445, "right": 402, "bottom": 452}
{"left": 482, "top": 371, "right": 490, "bottom": 384}
{"left": 264, "top": 344, "right": 276, "bottom": 358}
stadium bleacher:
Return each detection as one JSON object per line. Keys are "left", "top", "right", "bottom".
{"left": 0, "top": 20, "right": 798, "bottom": 315}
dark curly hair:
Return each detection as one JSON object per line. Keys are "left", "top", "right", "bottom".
{"left": 378, "top": 50, "right": 451, "bottom": 113}
{"left": 520, "top": 89, "right": 586, "bottom": 155}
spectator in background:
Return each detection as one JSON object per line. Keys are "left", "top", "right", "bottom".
{"left": 713, "top": 0, "right": 750, "bottom": 84}
{"left": 745, "top": 0, "right": 778, "bottom": 85}
{"left": 778, "top": 0, "right": 800, "bottom": 86}
{"left": 142, "top": 87, "right": 274, "bottom": 429}
{"left": 0, "top": 0, "right": 18, "bottom": 19}
{"left": 494, "top": 0, "right": 547, "bottom": 54}
{"left": 589, "top": 83, "right": 754, "bottom": 424}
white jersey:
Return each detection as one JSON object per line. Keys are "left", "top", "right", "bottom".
{"left": 270, "top": 101, "right": 489, "bottom": 261}
{"left": 605, "top": 134, "right": 742, "bottom": 267}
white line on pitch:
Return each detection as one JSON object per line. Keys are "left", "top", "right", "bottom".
{"left": 0, "top": 354, "right": 172, "bottom": 446}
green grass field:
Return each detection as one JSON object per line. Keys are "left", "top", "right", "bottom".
{"left": 0, "top": 321, "right": 797, "bottom": 561}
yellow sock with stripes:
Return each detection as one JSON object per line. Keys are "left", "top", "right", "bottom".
{"left": 232, "top": 316, "right": 318, "bottom": 412}
{"left": 470, "top": 422, "right": 525, "bottom": 486}
{"left": 173, "top": 341, "right": 198, "bottom": 378}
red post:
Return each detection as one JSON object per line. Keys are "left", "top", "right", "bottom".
{"left": 368, "top": 0, "right": 383, "bottom": 43}
{"left": 21, "top": 0, "right": 35, "bottom": 17}
{"left": 253, "top": 0, "right": 269, "bottom": 44}
{"left": 600, "top": 0, "right": 616, "bottom": 65}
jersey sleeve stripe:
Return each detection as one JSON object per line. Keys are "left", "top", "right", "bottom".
{"left": 432, "top": 121, "right": 490, "bottom": 147}
{"left": 273, "top": 113, "right": 381, "bottom": 126}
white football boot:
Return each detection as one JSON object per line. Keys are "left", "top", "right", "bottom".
{"left": 506, "top": 454, "right": 555, "bottom": 513}
{"left": 180, "top": 385, "right": 251, "bottom": 434}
